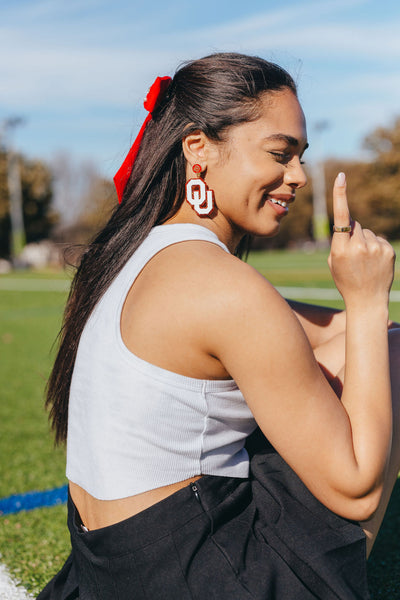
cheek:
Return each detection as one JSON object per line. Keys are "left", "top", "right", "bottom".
{"left": 240, "top": 155, "right": 283, "bottom": 187}
{"left": 207, "top": 166, "right": 237, "bottom": 195}
{"left": 207, "top": 154, "right": 282, "bottom": 204}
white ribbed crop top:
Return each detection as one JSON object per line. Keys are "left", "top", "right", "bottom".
{"left": 66, "top": 224, "right": 257, "bottom": 500}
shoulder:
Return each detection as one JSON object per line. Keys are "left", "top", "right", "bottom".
{"left": 149, "top": 236, "right": 279, "bottom": 304}
{"left": 148, "top": 238, "right": 296, "bottom": 342}
{"left": 131, "top": 234, "right": 298, "bottom": 349}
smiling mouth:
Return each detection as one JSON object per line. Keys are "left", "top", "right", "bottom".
{"left": 270, "top": 198, "right": 288, "bottom": 208}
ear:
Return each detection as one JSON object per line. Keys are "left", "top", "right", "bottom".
{"left": 182, "top": 130, "right": 210, "bottom": 170}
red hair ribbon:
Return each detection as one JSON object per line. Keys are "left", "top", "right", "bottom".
{"left": 114, "top": 75, "right": 172, "bottom": 203}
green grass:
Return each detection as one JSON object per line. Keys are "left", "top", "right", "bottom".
{"left": 0, "top": 289, "right": 68, "bottom": 497}
{"left": 0, "top": 506, "right": 70, "bottom": 593}
{"left": 1, "top": 247, "right": 400, "bottom": 596}
{"left": 250, "top": 241, "right": 400, "bottom": 285}
{"left": 0, "top": 279, "right": 70, "bottom": 592}
{"left": 248, "top": 242, "right": 400, "bottom": 322}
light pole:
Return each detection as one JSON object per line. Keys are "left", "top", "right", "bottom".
{"left": 1, "top": 117, "right": 26, "bottom": 261}
{"left": 311, "top": 121, "right": 330, "bottom": 247}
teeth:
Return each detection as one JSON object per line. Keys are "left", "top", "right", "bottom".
{"left": 270, "top": 198, "right": 288, "bottom": 208}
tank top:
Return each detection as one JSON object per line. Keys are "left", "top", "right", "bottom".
{"left": 66, "top": 224, "right": 257, "bottom": 500}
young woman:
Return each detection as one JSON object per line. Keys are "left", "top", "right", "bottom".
{"left": 39, "top": 53, "right": 399, "bottom": 599}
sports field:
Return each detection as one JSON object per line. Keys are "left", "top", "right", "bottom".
{"left": 1, "top": 246, "right": 399, "bottom": 597}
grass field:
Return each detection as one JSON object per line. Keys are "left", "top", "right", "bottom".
{"left": 0, "top": 246, "right": 399, "bottom": 596}
{"left": 0, "top": 278, "right": 70, "bottom": 593}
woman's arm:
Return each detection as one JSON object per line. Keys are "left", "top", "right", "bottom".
{"left": 286, "top": 295, "right": 399, "bottom": 347}
{"left": 286, "top": 299, "right": 345, "bottom": 349}
{"left": 288, "top": 301, "right": 347, "bottom": 387}
{"left": 206, "top": 176, "right": 395, "bottom": 522}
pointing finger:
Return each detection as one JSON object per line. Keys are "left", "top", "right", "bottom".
{"left": 332, "top": 172, "right": 351, "bottom": 234}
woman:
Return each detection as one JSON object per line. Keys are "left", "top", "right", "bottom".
{"left": 39, "top": 53, "right": 399, "bottom": 599}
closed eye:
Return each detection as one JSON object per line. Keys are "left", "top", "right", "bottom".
{"left": 269, "top": 152, "right": 291, "bottom": 164}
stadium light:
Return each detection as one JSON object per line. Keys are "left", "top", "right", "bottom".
{"left": 311, "top": 121, "right": 330, "bottom": 247}
{"left": 1, "top": 117, "right": 26, "bottom": 262}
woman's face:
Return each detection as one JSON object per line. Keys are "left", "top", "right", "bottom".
{"left": 205, "top": 88, "right": 308, "bottom": 242}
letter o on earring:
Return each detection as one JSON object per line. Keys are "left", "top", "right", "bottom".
{"left": 192, "top": 164, "right": 202, "bottom": 175}
{"left": 186, "top": 178, "right": 214, "bottom": 216}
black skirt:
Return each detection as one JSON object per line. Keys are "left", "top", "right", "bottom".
{"left": 37, "top": 431, "right": 369, "bottom": 599}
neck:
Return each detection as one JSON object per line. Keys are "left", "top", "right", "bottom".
{"left": 164, "top": 205, "right": 243, "bottom": 254}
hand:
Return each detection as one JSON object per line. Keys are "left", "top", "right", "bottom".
{"left": 327, "top": 173, "right": 395, "bottom": 309}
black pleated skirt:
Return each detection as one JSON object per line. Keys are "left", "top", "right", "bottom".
{"left": 37, "top": 431, "right": 369, "bottom": 599}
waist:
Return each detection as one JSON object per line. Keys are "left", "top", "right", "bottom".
{"left": 69, "top": 476, "right": 204, "bottom": 531}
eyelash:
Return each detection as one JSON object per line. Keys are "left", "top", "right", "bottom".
{"left": 269, "top": 152, "right": 306, "bottom": 165}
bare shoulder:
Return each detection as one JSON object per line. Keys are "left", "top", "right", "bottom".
{"left": 140, "top": 237, "right": 295, "bottom": 332}
{"left": 146, "top": 240, "right": 291, "bottom": 319}
{"left": 122, "top": 237, "right": 290, "bottom": 379}
{"left": 148, "top": 238, "right": 278, "bottom": 299}
{"left": 123, "top": 237, "right": 296, "bottom": 371}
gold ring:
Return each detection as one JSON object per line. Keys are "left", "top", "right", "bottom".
{"left": 333, "top": 225, "right": 352, "bottom": 233}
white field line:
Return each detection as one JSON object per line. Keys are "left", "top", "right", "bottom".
{"left": 277, "top": 286, "right": 342, "bottom": 300}
{"left": 1, "top": 279, "right": 400, "bottom": 302}
{"left": 276, "top": 287, "right": 400, "bottom": 303}
{"left": 0, "top": 563, "right": 33, "bottom": 600}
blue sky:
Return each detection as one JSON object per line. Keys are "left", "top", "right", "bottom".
{"left": 1, "top": 0, "right": 399, "bottom": 182}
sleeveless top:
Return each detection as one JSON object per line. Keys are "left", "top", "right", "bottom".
{"left": 66, "top": 224, "right": 257, "bottom": 500}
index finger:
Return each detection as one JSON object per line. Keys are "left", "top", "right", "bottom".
{"left": 332, "top": 172, "right": 351, "bottom": 232}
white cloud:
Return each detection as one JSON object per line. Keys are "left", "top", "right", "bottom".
{"left": 176, "top": 0, "right": 368, "bottom": 42}
{"left": 1, "top": 0, "right": 398, "bottom": 109}
{"left": 176, "top": 7, "right": 400, "bottom": 62}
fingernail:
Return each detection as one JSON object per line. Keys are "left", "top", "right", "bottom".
{"left": 337, "top": 172, "right": 346, "bottom": 186}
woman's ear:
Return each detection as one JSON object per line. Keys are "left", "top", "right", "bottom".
{"left": 182, "top": 130, "right": 209, "bottom": 169}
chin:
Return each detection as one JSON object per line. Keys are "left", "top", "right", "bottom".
{"left": 253, "top": 222, "right": 281, "bottom": 238}
{"left": 236, "top": 218, "right": 282, "bottom": 240}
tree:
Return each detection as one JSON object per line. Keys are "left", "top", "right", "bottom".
{"left": 0, "top": 149, "right": 57, "bottom": 257}
{"left": 361, "top": 117, "right": 400, "bottom": 238}
{"left": 324, "top": 117, "right": 400, "bottom": 240}
{"left": 52, "top": 166, "right": 116, "bottom": 246}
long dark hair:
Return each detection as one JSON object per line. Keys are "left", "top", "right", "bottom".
{"left": 46, "top": 52, "right": 297, "bottom": 443}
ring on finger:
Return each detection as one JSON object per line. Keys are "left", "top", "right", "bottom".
{"left": 333, "top": 225, "right": 352, "bottom": 233}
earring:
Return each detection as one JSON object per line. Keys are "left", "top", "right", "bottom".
{"left": 185, "top": 164, "right": 215, "bottom": 216}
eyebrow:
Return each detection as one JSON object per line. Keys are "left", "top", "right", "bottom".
{"left": 264, "top": 134, "right": 309, "bottom": 151}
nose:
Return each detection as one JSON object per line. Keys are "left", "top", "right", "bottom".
{"left": 284, "top": 157, "right": 307, "bottom": 189}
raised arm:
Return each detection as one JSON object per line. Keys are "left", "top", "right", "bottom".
{"left": 207, "top": 174, "right": 395, "bottom": 521}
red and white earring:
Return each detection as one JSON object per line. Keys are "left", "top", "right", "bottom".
{"left": 185, "top": 164, "right": 215, "bottom": 216}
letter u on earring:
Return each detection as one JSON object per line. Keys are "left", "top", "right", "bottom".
{"left": 185, "top": 164, "right": 215, "bottom": 216}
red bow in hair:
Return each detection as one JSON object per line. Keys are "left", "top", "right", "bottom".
{"left": 114, "top": 75, "right": 172, "bottom": 203}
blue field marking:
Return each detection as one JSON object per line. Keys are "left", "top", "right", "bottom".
{"left": 0, "top": 485, "right": 68, "bottom": 516}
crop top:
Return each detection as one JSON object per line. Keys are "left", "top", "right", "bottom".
{"left": 66, "top": 223, "right": 257, "bottom": 500}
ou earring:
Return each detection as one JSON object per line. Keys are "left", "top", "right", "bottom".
{"left": 185, "top": 164, "right": 215, "bottom": 216}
